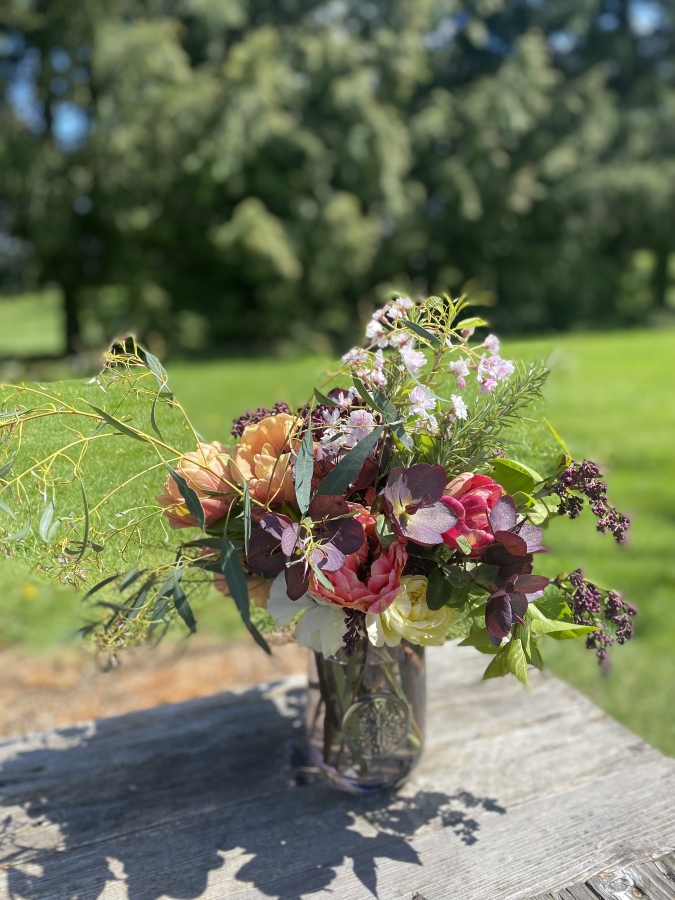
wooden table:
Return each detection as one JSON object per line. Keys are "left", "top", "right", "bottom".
{"left": 1, "top": 644, "right": 674, "bottom": 900}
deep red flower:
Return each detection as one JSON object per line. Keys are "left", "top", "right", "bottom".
{"left": 441, "top": 473, "right": 504, "bottom": 556}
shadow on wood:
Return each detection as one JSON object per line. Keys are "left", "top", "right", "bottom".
{"left": 0, "top": 679, "right": 505, "bottom": 900}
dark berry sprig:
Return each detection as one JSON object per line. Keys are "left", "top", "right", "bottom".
{"left": 231, "top": 402, "right": 291, "bottom": 438}
{"left": 553, "top": 459, "right": 630, "bottom": 543}
{"left": 343, "top": 609, "right": 366, "bottom": 656}
{"left": 566, "top": 569, "right": 637, "bottom": 665}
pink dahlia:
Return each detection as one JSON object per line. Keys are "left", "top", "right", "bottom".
{"left": 441, "top": 473, "right": 504, "bottom": 556}
{"left": 310, "top": 539, "right": 408, "bottom": 615}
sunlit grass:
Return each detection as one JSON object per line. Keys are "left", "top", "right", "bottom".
{"left": 0, "top": 291, "right": 64, "bottom": 358}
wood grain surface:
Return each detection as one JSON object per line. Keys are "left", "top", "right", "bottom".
{"left": 0, "top": 643, "right": 673, "bottom": 900}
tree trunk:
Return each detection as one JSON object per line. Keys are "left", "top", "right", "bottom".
{"left": 62, "top": 283, "right": 81, "bottom": 355}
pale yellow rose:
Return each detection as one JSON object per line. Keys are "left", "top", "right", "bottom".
{"left": 367, "top": 575, "right": 458, "bottom": 647}
{"left": 231, "top": 413, "right": 300, "bottom": 507}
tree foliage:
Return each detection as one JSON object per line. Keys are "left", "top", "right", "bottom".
{"left": 1, "top": 0, "right": 674, "bottom": 355}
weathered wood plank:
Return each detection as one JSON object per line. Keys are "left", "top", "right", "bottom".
{"left": 529, "top": 852, "right": 675, "bottom": 899}
{"left": 0, "top": 645, "right": 673, "bottom": 900}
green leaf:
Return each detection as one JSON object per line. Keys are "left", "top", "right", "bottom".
{"left": 403, "top": 319, "right": 441, "bottom": 347}
{"left": 490, "top": 458, "right": 543, "bottom": 495}
{"left": 242, "top": 481, "right": 252, "bottom": 557}
{"left": 447, "top": 581, "right": 472, "bottom": 608}
{"left": 459, "top": 624, "right": 499, "bottom": 654}
{"left": 172, "top": 578, "right": 197, "bottom": 634}
{"left": 0, "top": 456, "right": 15, "bottom": 481}
{"left": 470, "top": 563, "right": 499, "bottom": 586}
{"left": 505, "top": 636, "right": 529, "bottom": 684}
{"left": 314, "top": 387, "right": 336, "bottom": 406}
{"left": 0, "top": 496, "right": 16, "bottom": 519}
{"left": 527, "top": 603, "right": 596, "bottom": 638}
{"left": 544, "top": 418, "right": 571, "bottom": 457}
{"left": 426, "top": 567, "right": 453, "bottom": 610}
{"left": 370, "top": 386, "right": 408, "bottom": 444}
{"left": 295, "top": 420, "right": 314, "bottom": 515}
{"left": 455, "top": 534, "right": 473, "bottom": 555}
{"left": 311, "top": 563, "right": 335, "bottom": 593}
{"left": 375, "top": 513, "right": 396, "bottom": 548}
{"left": 220, "top": 532, "right": 270, "bottom": 654}
{"left": 47, "top": 519, "right": 61, "bottom": 541}
{"left": 81, "top": 572, "right": 121, "bottom": 603}
{"left": 483, "top": 644, "right": 510, "bottom": 678}
{"left": 166, "top": 463, "right": 205, "bottom": 531}
{"left": 443, "top": 566, "right": 470, "bottom": 588}
{"left": 38, "top": 500, "right": 55, "bottom": 542}
{"left": 87, "top": 404, "right": 150, "bottom": 443}
{"left": 142, "top": 348, "right": 171, "bottom": 394}
{"left": 315, "top": 424, "right": 386, "bottom": 496}
{"left": 150, "top": 389, "right": 164, "bottom": 441}
{"left": 456, "top": 317, "right": 488, "bottom": 329}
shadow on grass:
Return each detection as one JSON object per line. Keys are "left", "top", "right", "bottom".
{"left": 0, "top": 683, "right": 505, "bottom": 900}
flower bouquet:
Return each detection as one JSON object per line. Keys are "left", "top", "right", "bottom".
{"left": 0, "top": 296, "right": 633, "bottom": 793}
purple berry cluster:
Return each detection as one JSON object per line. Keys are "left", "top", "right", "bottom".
{"left": 568, "top": 569, "right": 637, "bottom": 663}
{"left": 554, "top": 460, "right": 630, "bottom": 543}
{"left": 231, "top": 402, "right": 291, "bottom": 438}
{"left": 342, "top": 609, "right": 366, "bottom": 656}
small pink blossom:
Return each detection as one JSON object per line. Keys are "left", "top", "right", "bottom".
{"left": 451, "top": 395, "right": 468, "bottom": 420}
{"left": 344, "top": 408, "right": 376, "bottom": 446}
{"left": 408, "top": 385, "right": 436, "bottom": 419}
{"left": 477, "top": 353, "right": 515, "bottom": 392}
{"left": 400, "top": 343, "right": 426, "bottom": 375}
{"left": 389, "top": 332, "right": 413, "bottom": 348}
{"left": 461, "top": 327, "right": 475, "bottom": 339}
{"left": 365, "top": 318, "right": 388, "bottom": 346}
{"left": 482, "top": 334, "right": 500, "bottom": 354}
{"left": 385, "top": 297, "right": 414, "bottom": 320}
{"left": 342, "top": 347, "right": 369, "bottom": 365}
{"left": 449, "top": 358, "right": 470, "bottom": 389}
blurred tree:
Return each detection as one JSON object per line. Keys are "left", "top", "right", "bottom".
{"left": 1, "top": 0, "right": 674, "bottom": 356}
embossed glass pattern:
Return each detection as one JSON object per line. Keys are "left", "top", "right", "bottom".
{"left": 306, "top": 640, "right": 425, "bottom": 793}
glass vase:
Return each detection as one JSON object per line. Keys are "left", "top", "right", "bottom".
{"left": 305, "top": 639, "right": 426, "bottom": 794}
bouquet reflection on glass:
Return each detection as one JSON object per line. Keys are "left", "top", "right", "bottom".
{"left": 0, "top": 295, "right": 634, "bottom": 793}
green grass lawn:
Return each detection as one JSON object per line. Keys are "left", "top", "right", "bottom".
{"left": 1, "top": 327, "right": 674, "bottom": 755}
{"left": 0, "top": 292, "right": 64, "bottom": 358}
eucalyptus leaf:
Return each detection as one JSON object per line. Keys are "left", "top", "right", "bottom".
{"left": 403, "top": 319, "right": 441, "bottom": 347}
{"left": 314, "top": 387, "right": 336, "bottom": 406}
{"left": 87, "top": 404, "right": 150, "bottom": 443}
{"left": 172, "top": 578, "right": 197, "bottom": 633}
{"left": 315, "top": 424, "right": 386, "bottom": 496}
{"left": 166, "top": 464, "right": 206, "bottom": 531}
{"left": 81, "top": 572, "right": 121, "bottom": 603}
{"left": 38, "top": 500, "right": 55, "bottom": 542}
{"left": 0, "top": 497, "right": 16, "bottom": 519}
{"left": 0, "top": 456, "right": 15, "bottom": 481}
{"left": 295, "top": 421, "right": 315, "bottom": 515}
{"left": 220, "top": 532, "right": 270, "bottom": 654}
{"left": 242, "top": 481, "right": 252, "bottom": 557}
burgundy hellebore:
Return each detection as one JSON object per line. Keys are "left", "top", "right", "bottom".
{"left": 381, "top": 464, "right": 458, "bottom": 546}
{"left": 485, "top": 573, "right": 551, "bottom": 647}
{"left": 246, "top": 495, "right": 365, "bottom": 600}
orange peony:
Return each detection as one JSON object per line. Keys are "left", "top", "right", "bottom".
{"left": 157, "top": 442, "right": 237, "bottom": 530}
{"left": 231, "top": 413, "right": 299, "bottom": 507}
